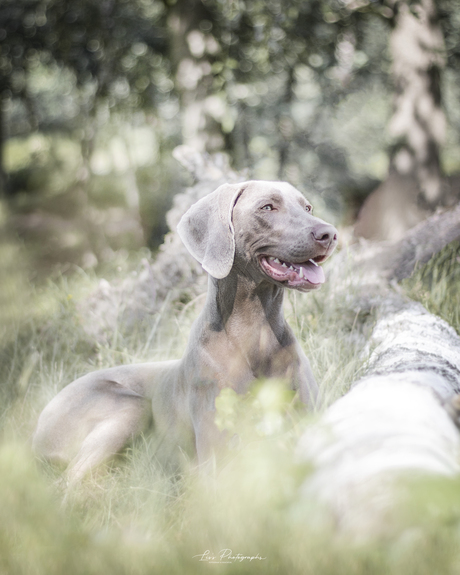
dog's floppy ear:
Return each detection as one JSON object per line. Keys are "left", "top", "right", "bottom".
{"left": 177, "top": 183, "right": 244, "bottom": 279}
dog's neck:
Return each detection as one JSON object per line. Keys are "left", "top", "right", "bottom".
{"left": 204, "top": 273, "right": 288, "bottom": 344}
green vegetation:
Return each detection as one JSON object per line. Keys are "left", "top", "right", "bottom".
{"left": 1, "top": 247, "right": 460, "bottom": 574}
{"left": 403, "top": 240, "right": 460, "bottom": 335}
{"left": 3, "top": 0, "right": 460, "bottom": 271}
{"left": 2, "top": 0, "right": 460, "bottom": 572}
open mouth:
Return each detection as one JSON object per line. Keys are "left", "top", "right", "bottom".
{"left": 259, "top": 255, "right": 326, "bottom": 289}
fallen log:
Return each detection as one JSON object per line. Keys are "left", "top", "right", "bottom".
{"left": 77, "top": 147, "right": 244, "bottom": 343}
{"left": 74, "top": 149, "right": 460, "bottom": 529}
{"left": 298, "top": 224, "right": 460, "bottom": 534}
{"left": 346, "top": 202, "right": 460, "bottom": 284}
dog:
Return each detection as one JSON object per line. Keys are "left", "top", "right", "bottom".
{"left": 32, "top": 180, "right": 338, "bottom": 482}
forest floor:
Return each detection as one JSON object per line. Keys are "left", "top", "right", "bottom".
{"left": 1, "top": 233, "right": 460, "bottom": 574}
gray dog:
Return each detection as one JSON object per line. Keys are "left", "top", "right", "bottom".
{"left": 33, "top": 180, "right": 338, "bottom": 482}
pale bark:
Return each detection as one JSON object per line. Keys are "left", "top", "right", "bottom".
{"left": 299, "top": 297, "right": 460, "bottom": 535}
{"left": 350, "top": 201, "right": 460, "bottom": 284}
{"left": 355, "top": 0, "right": 448, "bottom": 240}
{"left": 298, "top": 202, "right": 460, "bottom": 535}
{"left": 168, "top": 1, "right": 224, "bottom": 154}
{"left": 389, "top": 0, "right": 446, "bottom": 206}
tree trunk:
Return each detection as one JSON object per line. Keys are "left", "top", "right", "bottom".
{"left": 299, "top": 296, "right": 460, "bottom": 536}
{"left": 389, "top": 0, "right": 446, "bottom": 205}
{"left": 167, "top": 0, "right": 225, "bottom": 154}
{"left": 0, "top": 96, "right": 6, "bottom": 200}
{"left": 298, "top": 203, "right": 460, "bottom": 536}
{"left": 355, "top": 0, "right": 447, "bottom": 240}
{"left": 349, "top": 200, "right": 460, "bottom": 284}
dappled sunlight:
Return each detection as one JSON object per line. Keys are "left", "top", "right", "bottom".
{"left": 1, "top": 216, "right": 460, "bottom": 573}
{"left": 1, "top": 0, "right": 460, "bottom": 572}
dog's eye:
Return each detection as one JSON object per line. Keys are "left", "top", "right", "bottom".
{"left": 305, "top": 205, "right": 312, "bottom": 213}
{"left": 261, "top": 204, "right": 274, "bottom": 211}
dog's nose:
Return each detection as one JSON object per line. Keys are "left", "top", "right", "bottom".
{"left": 311, "top": 224, "right": 338, "bottom": 246}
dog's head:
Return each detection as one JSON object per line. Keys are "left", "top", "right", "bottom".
{"left": 177, "top": 180, "right": 338, "bottom": 292}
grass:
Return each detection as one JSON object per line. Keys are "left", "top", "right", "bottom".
{"left": 1, "top": 240, "right": 460, "bottom": 574}
{"left": 402, "top": 240, "right": 460, "bottom": 334}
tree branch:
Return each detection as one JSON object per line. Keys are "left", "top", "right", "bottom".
{"left": 345, "top": 202, "right": 460, "bottom": 285}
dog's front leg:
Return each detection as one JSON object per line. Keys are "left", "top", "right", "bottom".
{"left": 190, "top": 384, "right": 226, "bottom": 466}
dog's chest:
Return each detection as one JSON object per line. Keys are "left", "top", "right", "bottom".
{"left": 201, "top": 328, "right": 297, "bottom": 394}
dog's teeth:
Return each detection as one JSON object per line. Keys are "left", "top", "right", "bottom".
{"left": 309, "top": 259, "right": 319, "bottom": 267}
{"left": 274, "top": 258, "right": 280, "bottom": 264}
{"left": 299, "top": 267, "right": 304, "bottom": 278}
{"left": 289, "top": 266, "right": 295, "bottom": 271}
{"left": 282, "top": 262, "right": 287, "bottom": 268}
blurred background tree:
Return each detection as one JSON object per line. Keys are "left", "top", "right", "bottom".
{"left": 355, "top": 0, "right": 460, "bottom": 239}
{"left": 1, "top": 0, "right": 460, "bottom": 288}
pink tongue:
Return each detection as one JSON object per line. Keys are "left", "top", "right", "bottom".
{"left": 268, "top": 258, "right": 325, "bottom": 284}
{"left": 299, "top": 261, "right": 325, "bottom": 284}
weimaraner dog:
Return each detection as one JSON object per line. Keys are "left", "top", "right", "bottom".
{"left": 33, "top": 180, "right": 338, "bottom": 482}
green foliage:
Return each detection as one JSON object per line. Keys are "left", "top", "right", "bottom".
{"left": 0, "top": 0, "right": 395, "bottom": 232}
{"left": 215, "top": 380, "right": 298, "bottom": 441}
{"left": 1, "top": 248, "right": 460, "bottom": 573}
{"left": 2, "top": 2, "right": 460, "bottom": 570}
{"left": 0, "top": 0, "right": 168, "bottom": 107}
{"left": 4, "top": 0, "right": 460, "bottom": 278}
